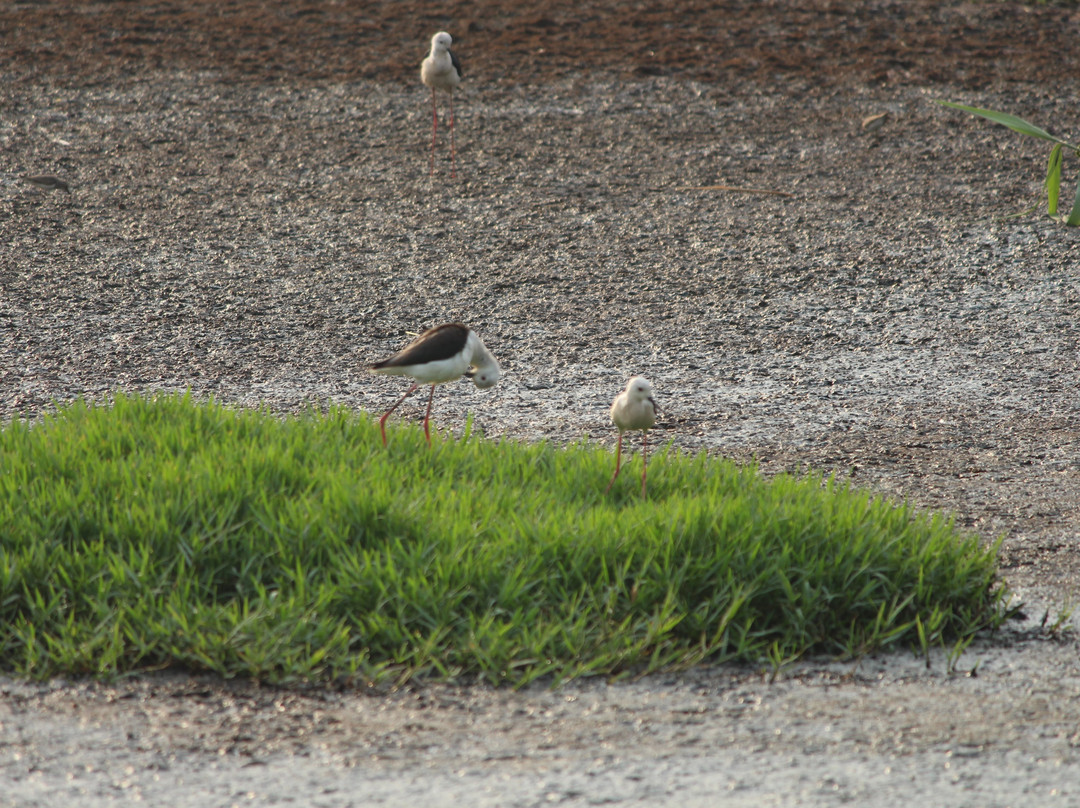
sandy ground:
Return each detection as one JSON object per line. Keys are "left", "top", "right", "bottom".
{"left": 4, "top": 632, "right": 1080, "bottom": 807}
{"left": 3, "top": 1, "right": 1080, "bottom": 805}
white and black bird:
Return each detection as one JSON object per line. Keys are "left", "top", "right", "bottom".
{"left": 605, "top": 377, "right": 658, "bottom": 497}
{"left": 420, "top": 31, "right": 462, "bottom": 178}
{"left": 370, "top": 323, "right": 500, "bottom": 445}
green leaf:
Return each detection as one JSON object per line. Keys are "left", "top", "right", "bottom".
{"left": 1067, "top": 178, "right": 1080, "bottom": 227}
{"left": 935, "top": 100, "right": 1072, "bottom": 147}
{"left": 1046, "top": 143, "right": 1063, "bottom": 216}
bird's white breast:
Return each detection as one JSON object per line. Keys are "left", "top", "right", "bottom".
{"left": 611, "top": 396, "right": 656, "bottom": 432}
{"left": 384, "top": 351, "right": 471, "bottom": 384}
{"left": 421, "top": 52, "right": 460, "bottom": 92}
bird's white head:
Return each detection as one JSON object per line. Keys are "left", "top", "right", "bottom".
{"left": 465, "top": 330, "right": 501, "bottom": 389}
{"left": 625, "top": 376, "right": 654, "bottom": 401}
{"left": 431, "top": 32, "right": 453, "bottom": 53}
{"left": 470, "top": 362, "right": 501, "bottom": 390}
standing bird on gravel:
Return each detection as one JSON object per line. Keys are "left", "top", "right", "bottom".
{"left": 370, "top": 323, "right": 500, "bottom": 446}
{"left": 421, "top": 31, "right": 462, "bottom": 178}
{"left": 605, "top": 377, "right": 659, "bottom": 497}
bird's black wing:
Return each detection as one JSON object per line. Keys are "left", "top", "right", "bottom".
{"left": 371, "top": 323, "right": 470, "bottom": 369}
{"left": 449, "top": 49, "right": 462, "bottom": 79}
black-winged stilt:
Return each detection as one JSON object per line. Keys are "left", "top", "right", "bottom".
{"left": 605, "top": 377, "right": 658, "bottom": 497}
{"left": 421, "top": 31, "right": 462, "bottom": 178}
{"left": 370, "top": 323, "right": 500, "bottom": 445}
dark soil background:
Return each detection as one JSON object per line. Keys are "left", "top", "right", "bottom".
{"left": 3, "top": 2, "right": 1080, "bottom": 805}
{"left": 5, "top": 0, "right": 1080, "bottom": 87}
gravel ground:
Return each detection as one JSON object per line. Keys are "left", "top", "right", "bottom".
{"left": 3, "top": 1, "right": 1080, "bottom": 805}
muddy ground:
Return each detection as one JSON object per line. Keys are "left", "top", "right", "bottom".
{"left": 3, "top": 1, "right": 1080, "bottom": 805}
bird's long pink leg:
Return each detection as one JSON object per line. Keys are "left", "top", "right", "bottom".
{"left": 422, "top": 384, "right": 436, "bottom": 445}
{"left": 379, "top": 383, "right": 419, "bottom": 446}
{"left": 429, "top": 88, "right": 438, "bottom": 177}
{"left": 604, "top": 432, "right": 624, "bottom": 494}
{"left": 641, "top": 431, "right": 649, "bottom": 498}
{"left": 449, "top": 91, "right": 456, "bottom": 179}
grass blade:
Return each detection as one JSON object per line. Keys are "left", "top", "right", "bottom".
{"left": 1067, "top": 176, "right": 1080, "bottom": 227}
{"left": 935, "top": 100, "right": 1071, "bottom": 146}
{"left": 1046, "top": 143, "right": 1063, "bottom": 216}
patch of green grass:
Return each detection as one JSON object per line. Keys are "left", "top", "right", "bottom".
{"left": 0, "top": 393, "right": 1012, "bottom": 686}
